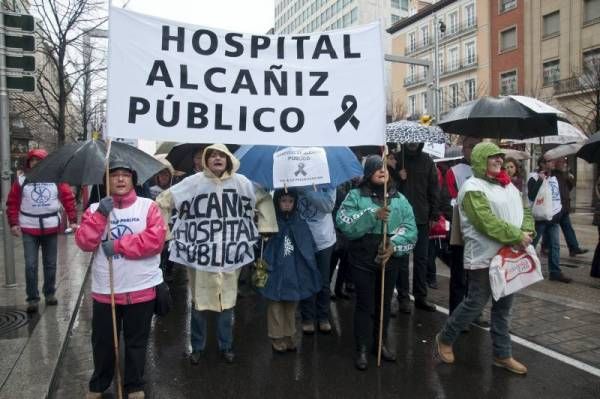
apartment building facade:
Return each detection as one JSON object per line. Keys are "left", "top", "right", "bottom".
{"left": 388, "top": 0, "right": 490, "bottom": 120}
{"left": 490, "top": 0, "right": 524, "bottom": 96}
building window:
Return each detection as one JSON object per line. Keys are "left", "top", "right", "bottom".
{"left": 584, "top": 48, "right": 600, "bottom": 74}
{"left": 408, "top": 32, "right": 416, "bottom": 52}
{"left": 500, "top": 70, "right": 518, "bottom": 95}
{"left": 448, "top": 11, "right": 459, "bottom": 34}
{"left": 465, "top": 3, "right": 476, "bottom": 27}
{"left": 448, "top": 47, "right": 459, "bottom": 72}
{"left": 543, "top": 60, "right": 560, "bottom": 86}
{"left": 543, "top": 11, "right": 560, "bottom": 38}
{"left": 584, "top": 0, "right": 600, "bottom": 23}
{"left": 500, "top": 27, "right": 517, "bottom": 52}
{"left": 465, "top": 42, "right": 476, "bottom": 65}
{"left": 421, "top": 25, "right": 429, "bottom": 46}
{"left": 465, "top": 78, "right": 476, "bottom": 100}
{"left": 391, "top": 0, "right": 400, "bottom": 8}
{"left": 500, "top": 0, "right": 517, "bottom": 13}
{"left": 351, "top": 7, "right": 358, "bottom": 23}
{"left": 421, "top": 92, "right": 428, "bottom": 114}
{"left": 391, "top": 14, "right": 400, "bottom": 24}
{"left": 438, "top": 52, "right": 444, "bottom": 75}
{"left": 409, "top": 95, "right": 416, "bottom": 116}
{"left": 450, "top": 83, "right": 459, "bottom": 108}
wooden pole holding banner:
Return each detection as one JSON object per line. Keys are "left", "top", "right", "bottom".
{"left": 105, "top": 139, "right": 123, "bottom": 399}
{"left": 377, "top": 144, "right": 389, "bottom": 367}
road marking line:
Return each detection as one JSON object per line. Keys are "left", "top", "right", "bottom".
{"left": 434, "top": 303, "right": 600, "bottom": 378}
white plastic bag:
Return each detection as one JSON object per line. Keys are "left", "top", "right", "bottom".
{"left": 531, "top": 178, "right": 554, "bottom": 221}
{"left": 489, "top": 245, "right": 543, "bottom": 301}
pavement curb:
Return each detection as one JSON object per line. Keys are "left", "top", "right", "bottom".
{"left": 46, "top": 256, "right": 93, "bottom": 398}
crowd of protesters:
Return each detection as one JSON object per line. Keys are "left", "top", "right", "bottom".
{"left": 7, "top": 139, "right": 596, "bottom": 398}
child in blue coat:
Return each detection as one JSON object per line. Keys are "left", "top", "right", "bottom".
{"left": 260, "top": 189, "right": 321, "bottom": 352}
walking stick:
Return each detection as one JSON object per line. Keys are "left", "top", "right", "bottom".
{"left": 377, "top": 145, "right": 389, "bottom": 367}
{"left": 105, "top": 140, "right": 123, "bottom": 399}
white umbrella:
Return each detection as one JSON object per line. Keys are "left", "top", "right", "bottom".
{"left": 544, "top": 143, "right": 584, "bottom": 160}
{"left": 502, "top": 148, "right": 530, "bottom": 161}
{"left": 504, "top": 120, "right": 588, "bottom": 144}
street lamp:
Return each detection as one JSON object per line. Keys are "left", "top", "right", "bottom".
{"left": 433, "top": 15, "right": 446, "bottom": 124}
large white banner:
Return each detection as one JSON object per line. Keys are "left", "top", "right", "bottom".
{"left": 107, "top": 7, "right": 385, "bottom": 146}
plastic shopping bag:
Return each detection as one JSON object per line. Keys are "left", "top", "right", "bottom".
{"left": 489, "top": 245, "right": 543, "bottom": 301}
{"left": 531, "top": 178, "right": 554, "bottom": 221}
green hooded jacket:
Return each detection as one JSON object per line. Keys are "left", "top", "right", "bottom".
{"left": 461, "top": 142, "right": 535, "bottom": 245}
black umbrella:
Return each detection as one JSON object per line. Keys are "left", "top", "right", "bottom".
{"left": 166, "top": 143, "right": 240, "bottom": 173}
{"left": 27, "top": 139, "right": 165, "bottom": 185}
{"left": 438, "top": 96, "right": 560, "bottom": 139}
{"left": 576, "top": 131, "right": 600, "bottom": 163}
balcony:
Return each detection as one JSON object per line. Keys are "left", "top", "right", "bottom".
{"left": 553, "top": 76, "right": 597, "bottom": 96}
{"left": 404, "top": 72, "right": 428, "bottom": 87}
{"left": 439, "top": 56, "right": 478, "bottom": 77}
{"left": 404, "top": 20, "right": 478, "bottom": 56}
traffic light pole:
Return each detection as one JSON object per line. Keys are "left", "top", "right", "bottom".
{"left": 0, "top": 11, "right": 16, "bottom": 287}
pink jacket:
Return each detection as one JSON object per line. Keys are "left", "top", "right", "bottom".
{"left": 75, "top": 189, "right": 166, "bottom": 305}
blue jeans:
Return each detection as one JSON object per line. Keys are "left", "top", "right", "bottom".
{"left": 533, "top": 221, "right": 562, "bottom": 277}
{"left": 439, "top": 268, "right": 515, "bottom": 359}
{"left": 23, "top": 233, "right": 58, "bottom": 302}
{"left": 558, "top": 213, "right": 581, "bottom": 252}
{"left": 190, "top": 307, "right": 234, "bottom": 352}
{"left": 300, "top": 244, "right": 334, "bottom": 322}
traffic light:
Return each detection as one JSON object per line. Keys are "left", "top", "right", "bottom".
{"left": 2, "top": 11, "right": 36, "bottom": 92}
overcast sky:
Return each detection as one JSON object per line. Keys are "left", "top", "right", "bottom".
{"left": 113, "top": 0, "right": 275, "bottom": 34}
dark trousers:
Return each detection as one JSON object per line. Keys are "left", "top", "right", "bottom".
{"left": 330, "top": 244, "right": 350, "bottom": 293}
{"left": 300, "top": 244, "right": 334, "bottom": 322}
{"left": 352, "top": 266, "right": 398, "bottom": 350}
{"left": 89, "top": 299, "right": 155, "bottom": 394}
{"left": 448, "top": 245, "right": 466, "bottom": 314}
{"left": 427, "top": 239, "right": 438, "bottom": 285}
{"left": 23, "top": 233, "right": 58, "bottom": 302}
{"left": 592, "top": 226, "right": 600, "bottom": 278}
{"left": 397, "top": 224, "right": 429, "bottom": 301}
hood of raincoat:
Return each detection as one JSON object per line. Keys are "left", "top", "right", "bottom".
{"left": 201, "top": 143, "right": 240, "bottom": 179}
{"left": 26, "top": 148, "right": 48, "bottom": 169}
{"left": 470, "top": 142, "right": 505, "bottom": 179}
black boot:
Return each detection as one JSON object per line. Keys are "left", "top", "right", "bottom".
{"left": 371, "top": 344, "right": 397, "bottom": 362}
{"left": 355, "top": 346, "right": 368, "bottom": 371}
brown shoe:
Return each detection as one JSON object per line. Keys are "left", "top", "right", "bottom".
{"left": 128, "top": 392, "right": 145, "bottom": 399}
{"left": 493, "top": 357, "right": 527, "bottom": 374}
{"left": 85, "top": 392, "right": 102, "bottom": 399}
{"left": 271, "top": 338, "right": 287, "bottom": 353}
{"left": 434, "top": 333, "right": 455, "bottom": 364}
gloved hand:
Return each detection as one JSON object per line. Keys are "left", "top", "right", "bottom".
{"left": 374, "top": 238, "right": 395, "bottom": 266}
{"left": 97, "top": 197, "right": 114, "bottom": 217}
{"left": 102, "top": 240, "right": 116, "bottom": 257}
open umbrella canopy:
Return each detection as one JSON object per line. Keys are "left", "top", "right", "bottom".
{"left": 234, "top": 145, "right": 363, "bottom": 189}
{"left": 544, "top": 143, "right": 583, "bottom": 160}
{"left": 577, "top": 131, "right": 600, "bottom": 163}
{"left": 27, "top": 140, "right": 165, "bottom": 185}
{"left": 166, "top": 143, "right": 240, "bottom": 173}
{"left": 386, "top": 120, "right": 449, "bottom": 144}
{"left": 504, "top": 120, "right": 588, "bottom": 145}
{"left": 439, "top": 95, "right": 560, "bottom": 139}
{"left": 502, "top": 148, "right": 530, "bottom": 161}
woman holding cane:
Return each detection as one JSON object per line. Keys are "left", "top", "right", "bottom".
{"left": 336, "top": 155, "right": 417, "bottom": 370}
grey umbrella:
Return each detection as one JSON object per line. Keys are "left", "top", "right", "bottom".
{"left": 27, "top": 139, "right": 165, "bottom": 185}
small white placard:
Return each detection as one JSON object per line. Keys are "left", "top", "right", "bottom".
{"left": 273, "top": 147, "right": 330, "bottom": 188}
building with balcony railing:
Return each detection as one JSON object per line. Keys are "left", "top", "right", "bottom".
{"left": 389, "top": 0, "right": 490, "bottom": 120}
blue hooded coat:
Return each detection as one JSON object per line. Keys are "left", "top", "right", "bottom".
{"left": 260, "top": 189, "right": 321, "bottom": 302}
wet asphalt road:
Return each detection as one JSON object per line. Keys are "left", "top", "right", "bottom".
{"left": 52, "top": 266, "right": 600, "bottom": 399}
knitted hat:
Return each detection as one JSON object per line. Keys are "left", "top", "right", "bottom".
{"left": 363, "top": 155, "right": 383, "bottom": 180}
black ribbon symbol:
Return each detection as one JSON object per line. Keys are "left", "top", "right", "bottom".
{"left": 294, "top": 163, "right": 307, "bottom": 176}
{"left": 334, "top": 95, "right": 360, "bottom": 132}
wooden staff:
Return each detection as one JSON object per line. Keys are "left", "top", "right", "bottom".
{"left": 105, "top": 139, "right": 123, "bottom": 399}
{"left": 377, "top": 145, "right": 390, "bottom": 367}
